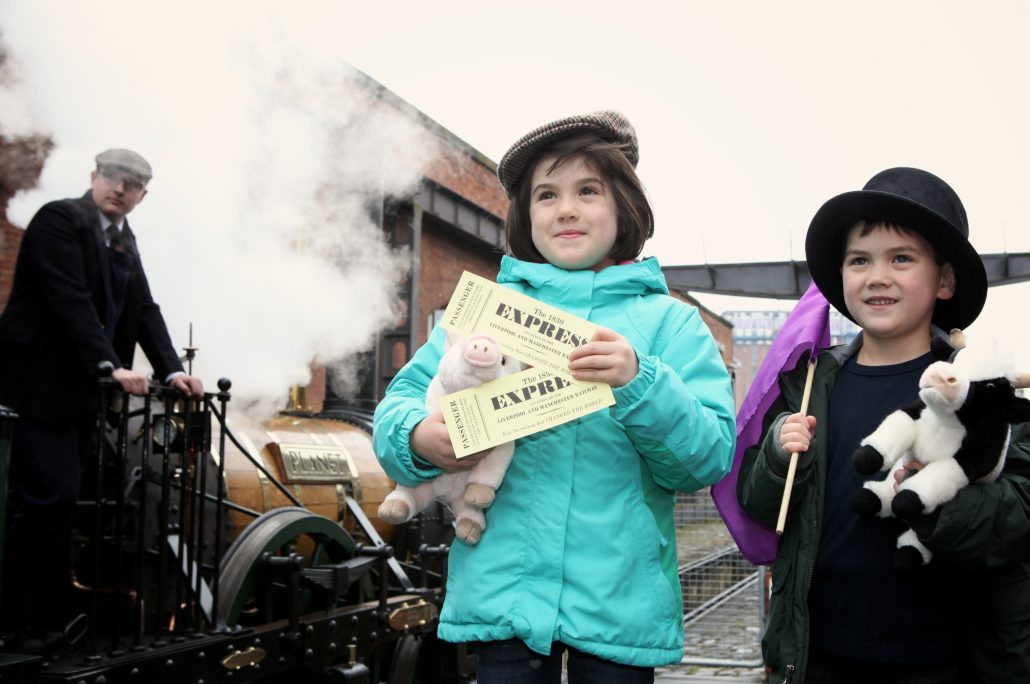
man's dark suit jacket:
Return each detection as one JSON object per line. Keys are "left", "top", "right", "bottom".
{"left": 0, "top": 192, "right": 184, "bottom": 426}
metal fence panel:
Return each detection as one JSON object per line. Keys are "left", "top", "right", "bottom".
{"left": 675, "top": 490, "right": 765, "bottom": 671}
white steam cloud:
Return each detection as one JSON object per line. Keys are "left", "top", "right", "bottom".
{"left": 0, "top": 3, "right": 440, "bottom": 408}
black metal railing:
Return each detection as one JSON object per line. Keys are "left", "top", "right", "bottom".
{"left": 0, "top": 403, "right": 17, "bottom": 622}
{"left": 82, "top": 365, "right": 233, "bottom": 655}
{"left": 76, "top": 364, "right": 441, "bottom": 666}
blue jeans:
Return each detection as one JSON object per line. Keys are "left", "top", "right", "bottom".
{"left": 474, "top": 639, "right": 655, "bottom": 684}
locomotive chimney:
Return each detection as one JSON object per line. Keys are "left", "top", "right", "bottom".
{"left": 287, "top": 383, "right": 310, "bottom": 412}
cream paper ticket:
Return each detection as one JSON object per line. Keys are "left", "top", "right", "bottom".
{"left": 441, "top": 366, "right": 615, "bottom": 458}
{"left": 441, "top": 271, "right": 602, "bottom": 378}
{"left": 438, "top": 272, "right": 615, "bottom": 456}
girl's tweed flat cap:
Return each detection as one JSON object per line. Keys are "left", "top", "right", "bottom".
{"left": 496, "top": 110, "right": 638, "bottom": 198}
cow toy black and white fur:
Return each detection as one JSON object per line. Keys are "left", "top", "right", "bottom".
{"left": 851, "top": 330, "right": 1030, "bottom": 570}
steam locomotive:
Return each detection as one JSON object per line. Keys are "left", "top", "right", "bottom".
{"left": 0, "top": 366, "right": 470, "bottom": 684}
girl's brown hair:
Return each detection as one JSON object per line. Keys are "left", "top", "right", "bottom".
{"left": 504, "top": 133, "right": 654, "bottom": 264}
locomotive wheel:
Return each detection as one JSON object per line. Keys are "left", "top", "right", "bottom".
{"left": 216, "top": 506, "right": 357, "bottom": 626}
{"left": 388, "top": 633, "right": 423, "bottom": 684}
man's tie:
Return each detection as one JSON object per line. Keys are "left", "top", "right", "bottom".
{"left": 106, "top": 224, "right": 123, "bottom": 252}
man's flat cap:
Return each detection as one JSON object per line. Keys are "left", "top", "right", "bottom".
{"left": 95, "top": 148, "right": 153, "bottom": 183}
{"left": 496, "top": 111, "right": 638, "bottom": 198}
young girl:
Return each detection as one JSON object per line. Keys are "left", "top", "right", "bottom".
{"left": 372, "top": 111, "right": 735, "bottom": 683}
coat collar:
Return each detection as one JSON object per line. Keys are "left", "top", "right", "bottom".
{"left": 497, "top": 256, "right": 669, "bottom": 318}
{"left": 80, "top": 191, "right": 137, "bottom": 256}
{"left": 498, "top": 255, "right": 668, "bottom": 295}
{"left": 825, "top": 324, "right": 951, "bottom": 366}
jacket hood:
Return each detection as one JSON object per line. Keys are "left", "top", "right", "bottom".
{"left": 498, "top": 255, "right": 670, "bottom": 299}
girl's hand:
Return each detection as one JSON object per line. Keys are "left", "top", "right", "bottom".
{"left": 568, "top": 327, "right": 639, "bottom": 387}
{"left": 780, "top": 413, "right": 816, "bottom": 456}
{"left": 410, "top": 409, "right": 488, "bottom": 471}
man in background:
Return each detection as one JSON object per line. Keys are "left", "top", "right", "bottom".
{"left": 0, "top": 149, "right": 203, "bottom": 651}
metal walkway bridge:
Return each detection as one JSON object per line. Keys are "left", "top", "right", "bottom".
{"left": 662, "top": 252, "right": 1030, "bottom": 299}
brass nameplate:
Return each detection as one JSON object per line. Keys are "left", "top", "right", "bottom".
{"left": 222, "top": 646, "right": 266, "bottom": 670}
{"left": 275, "top": 442, "right": 357, "bottom": 483}
{"left": 388, "top": 599, "right": 439, "bottom": 632}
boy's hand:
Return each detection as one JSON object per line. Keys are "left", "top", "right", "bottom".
{"left": 568, "top": 327, "right": 638, "bottom": 387}
{"left": 893, "top": 460, "right": 924, "bottom": 493}
{"left": 410, "top": 409, "right": 487, "bottom": 471}
{"left": 780, "top": 413, "right": 816, "bottom": 456}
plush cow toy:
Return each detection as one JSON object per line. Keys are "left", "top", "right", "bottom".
{"left": 851, "top": 330, "right": 1030, "bottom": 569}
{"left": 378, "top": 331, "right": 521, "bottom": 545}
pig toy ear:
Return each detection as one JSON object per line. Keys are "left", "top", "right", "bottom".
{"left": 443, "top": 328, "right": 464, "bottom": 350}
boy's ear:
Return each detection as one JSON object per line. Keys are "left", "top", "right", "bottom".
{"left": 937, "top": 263, "right": 956, "bottom": 301}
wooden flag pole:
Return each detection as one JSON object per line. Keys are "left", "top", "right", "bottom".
{"left": 775, "top": 358, "right": 817, "bottom": 534}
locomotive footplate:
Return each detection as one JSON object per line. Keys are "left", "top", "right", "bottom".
{"left": 0, "top": 380, "right": 465, "bottom": 682}
{"left": 33, "top": 593, "right": 438, "bottom": 683}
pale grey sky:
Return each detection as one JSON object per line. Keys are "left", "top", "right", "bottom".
{"left": 2, "top": 0, "right": 1029, "bottom": 392}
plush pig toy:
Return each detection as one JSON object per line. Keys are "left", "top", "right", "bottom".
{"left": 852, "top": 330, "right": 1030, "bottom": 569}
{"left": 378, "top": 331, "right": 522, "bottom": 545}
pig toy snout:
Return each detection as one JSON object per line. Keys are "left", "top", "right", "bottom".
{"left": 463, "top": 335, "right": 501, "bottom": 368}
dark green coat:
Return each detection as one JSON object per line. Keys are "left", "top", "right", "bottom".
{"left": 737, "top": 336, "right": 1030, "bottom": 684}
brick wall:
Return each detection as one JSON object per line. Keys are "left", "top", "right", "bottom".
{"left": 417, "top": 216, "right": 503, "bottom": 345}
{"left": 0, "top": 134, "right": 51, "bottom": 310}
{"left": 0, "top": 221, "right": 24, "bottom": 311}
{"left": 423, "top": 145, "right": 508, "bottom": 220}
{"left": 415, "top": 134, "right": 508, "bottom": 347}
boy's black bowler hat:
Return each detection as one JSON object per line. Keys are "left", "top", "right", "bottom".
{"left": 805, "top": 167, "right": 987, "bottom": 331}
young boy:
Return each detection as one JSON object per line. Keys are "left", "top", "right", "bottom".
{"left": 737, "top": 167, "right": 1030, "bottom": 684}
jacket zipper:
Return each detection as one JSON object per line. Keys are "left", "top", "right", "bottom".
{"left": 782, "top": 502, "right": 817, "bottom": 684}
{"left": 779, "top": 358, "right": 831, "bottom": 684}
{"left": 786, "top": 394, "right": 820, "bottom": 684}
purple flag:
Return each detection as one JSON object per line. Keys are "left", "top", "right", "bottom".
{"left": 711, "top": 281, "right": 830, "bottom": 565}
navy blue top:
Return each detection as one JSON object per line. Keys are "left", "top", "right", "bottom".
{"left": 808, "top": 351, "right": 961, "bottom": 662}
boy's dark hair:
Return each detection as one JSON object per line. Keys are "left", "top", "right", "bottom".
{"left": 505, "top": 133, "right": 654, "bottom": 264}
{"left": 846, "top": 220, "right": 946, "bottom": 266}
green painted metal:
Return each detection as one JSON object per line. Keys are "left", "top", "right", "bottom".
{"left": 216, "top": 506, "right": 356, "bottom": 626}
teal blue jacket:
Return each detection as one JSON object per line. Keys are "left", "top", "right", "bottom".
{"left": 373, "top": 256, "right": 735, "bottom": 667}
